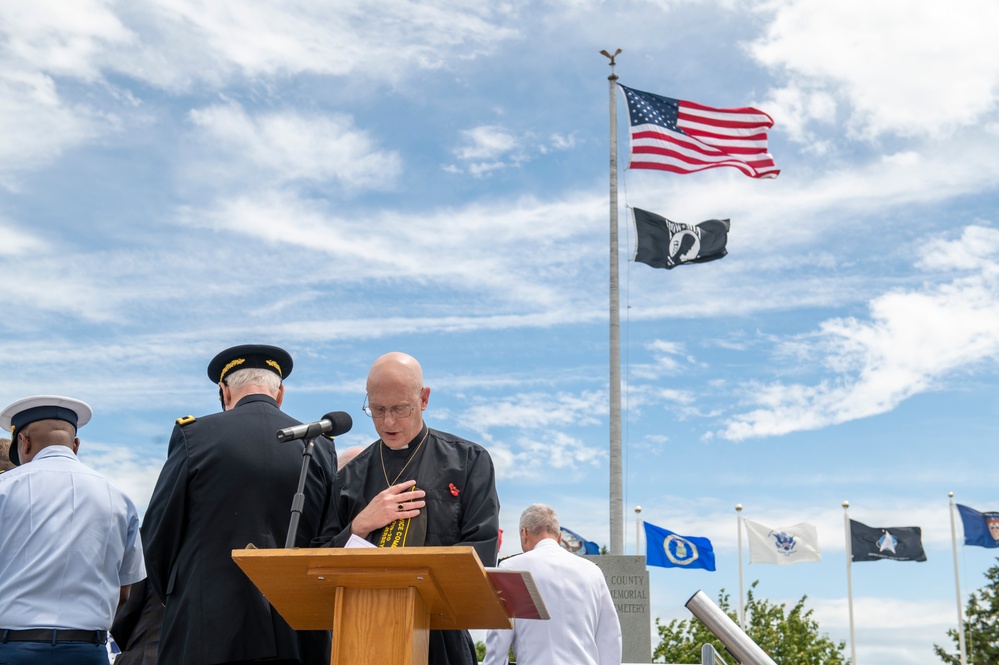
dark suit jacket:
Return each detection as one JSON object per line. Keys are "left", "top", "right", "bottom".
{"left": 111, "top": 578, "right": 162, "bottom": 665}
{"left": 141, "top": 394, "right": 337, "bottom": 665}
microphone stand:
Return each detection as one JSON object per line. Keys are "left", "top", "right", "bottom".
{"left": 284, "top": 421, "right": 329, "bottom": 549}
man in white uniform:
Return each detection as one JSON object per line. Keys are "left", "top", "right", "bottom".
{"left": 484, "top": 504, "right": 621, "bottom": 665}
{"left": 0, "top": 395, "right": 145, "bottom": 665}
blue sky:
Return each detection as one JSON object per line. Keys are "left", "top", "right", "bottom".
{"left": 2, "top": 0, "right": 999, "bottom": 662}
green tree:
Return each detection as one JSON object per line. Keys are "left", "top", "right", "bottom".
{"left": 935, "top": 556, "right": 999, "bottom": 664}
{"left": 475, "top": 640, "right": 486, "bottom": 662}
{"left": 653, "top": 582, "right": 847, "bottom": 664}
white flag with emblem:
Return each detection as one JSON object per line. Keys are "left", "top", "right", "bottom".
{"left": 745, "top": 519, "right": 821, "bottom": 565}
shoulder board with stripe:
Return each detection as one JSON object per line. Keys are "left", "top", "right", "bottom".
{"left": 176, "top": 415, "right": 196, "bottom": 426}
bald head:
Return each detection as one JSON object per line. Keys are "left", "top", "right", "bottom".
{"left": 18, "top": 419, "right": 80, "bottom": 464}
{"left": 365, "top": 352, "right": 430, "bottom": 450}
{"left": 337, "top": 446, "right": 365, "bottom": 468}
{"left": 367, "top": 352, "right": 424, "bottom": 394}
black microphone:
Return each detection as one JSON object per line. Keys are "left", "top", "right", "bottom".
{"left": 276, "top": 411, "right": 353, "bottom": 442}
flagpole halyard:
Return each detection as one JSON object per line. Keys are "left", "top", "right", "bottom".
{"left": 602, "top": 47, "right": 624, "bottom": 555}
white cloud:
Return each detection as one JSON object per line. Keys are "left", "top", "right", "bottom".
{"left": 0, "top": 0, "right": 521, "bottom": 90}
{"left": 657, "top": 388, "right": 695, "bottom": 405}
{"left": 178, "top": 187, "right": 606, "bottom": 310}
{"left": 756, "top": 84, "right": 836, "bottom": 148}
{"left": 187, "top": 102, "right": 401, "bottom": 190}
{"left": 644, "top": 339, "right": 699, "bottom": 375}
{"left": 750, "top": 0, "right": 999, "bottom": 139}
{"left": 490, "top": 430, "right": 606, "bottom": 480}
{"left": 453, "top": 126, "right": 520, "bottom": 161}
{"left": 0, "top": 70, "right": 115, "bottom": 185}
{"left": 0, "top": 218, "right": 46, "bottom": 256}
{"left": 0, "top": 255, "right": 128, "bottom": 324}
{"left": 806, "top": 596, "right": 954, "bottom": 665}
{"left": 457, "top": 390, "right": 605, "bottom": 436}
{"left": 0, "top": 0, "right": 521, "bottom": 179}
{"left": 542, "top": 133, "right": 577, "bottom": 153}
{"left": 0, "top": 0, "right": 135, "bottom": 81}
{"left": 82, "top": 441, "right": 165, "bottom": 515}
{"left": 448, "top": 125, "right": 578, "bottom": 176}
{"left": 717, "top": 226, "right": 999, "bottom": 440}
{"left": 111, "top": 0, "right": 521, "bottom": 89}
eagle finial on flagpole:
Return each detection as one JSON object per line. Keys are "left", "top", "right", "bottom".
{"left": 600, "top": 48, "right": 622, "bottom": 70}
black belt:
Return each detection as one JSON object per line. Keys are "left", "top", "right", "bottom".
{"left": 1, "top": 629, "right": 107, "bottom": 644}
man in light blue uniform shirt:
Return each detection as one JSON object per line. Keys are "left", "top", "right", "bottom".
{"left": 0, "top": 395, "right": 146, "bottom": 665}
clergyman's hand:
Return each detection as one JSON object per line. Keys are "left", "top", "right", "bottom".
{"left": 350, "top": 480, "right": 427, "bottom": 539}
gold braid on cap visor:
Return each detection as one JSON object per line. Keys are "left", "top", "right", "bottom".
{"left": 265, "top": 359, "right": 283, "bottom": 376}
{"left": 219, "top": 358, "right": 246, "bottom": 381}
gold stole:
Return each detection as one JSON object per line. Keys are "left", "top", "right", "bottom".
{"left": 377, "top": 485, "right": 427, "bottom": 548}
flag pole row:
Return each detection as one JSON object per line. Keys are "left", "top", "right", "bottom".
{"left": 617, "top": 498, "right": 994, "bottom": 665}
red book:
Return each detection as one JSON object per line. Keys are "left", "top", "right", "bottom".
{"left": 485, "top": 569, "right": 550, "bottom": 620}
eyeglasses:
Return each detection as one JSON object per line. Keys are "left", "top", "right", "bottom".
{"left": 362, "top": 395, "right": 418, "bottom": 420}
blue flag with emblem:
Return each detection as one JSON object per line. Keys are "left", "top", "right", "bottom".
{"left": 957, "top": 504, "right": 999, "bottom": 549}
{"left": 644, "top": 521, "right": 715, "bottom": 571}
{"left": 560, "top": 527, "right": 600, "bottom": 555}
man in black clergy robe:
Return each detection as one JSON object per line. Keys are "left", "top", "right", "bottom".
{"left": 315, "top": 351, "right": 500, "bottom": 665}
{"left": 142, "top": 344, "right": 338, "bottom": 665}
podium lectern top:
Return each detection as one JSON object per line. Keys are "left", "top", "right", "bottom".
{"left": 233, "top": 546, "right": 513, "bottom": 631}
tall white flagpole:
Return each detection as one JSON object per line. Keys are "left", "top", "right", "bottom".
{"left": 843, "top": 500, "right": 857, "bottom": 665}
{"left": 602, "top": 48, "right": 624, "bottom": 555}
{"left": 736, "top": 504, "right": 746, "bottom": 628}
{"left": 949, "top": 492, "right": 969, "bottom": 665}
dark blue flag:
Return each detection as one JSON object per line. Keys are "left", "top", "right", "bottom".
{"left": 560, "top": 527, "right": 600, "bottom": 555}
{"left": 644, "top": 521, "right": 715, "bottom": 571}
{"left": 849, "top": 520, "right": 927, "bottom": 562}
{"left": 957, "top": 504, "right": 999, "bottom": 548}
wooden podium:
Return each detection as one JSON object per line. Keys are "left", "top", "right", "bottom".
{"left": 233, "top": 546, "right": 516, "bottom": 665}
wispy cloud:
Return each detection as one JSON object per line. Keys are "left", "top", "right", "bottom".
{"left": 446, "top": 125, "right": 577, "bottom": 176}
{"left": 0, "top": 70, "right": 118, "bottom": 184}
{"left": 0, "top": 0, "right": 521, "bottom": 89}
{"left": 186, "top": 102, "right": 402, "bottom": 190}
{"left": 0, "top": 217, "right": 46, "bottom": 255}
{"left": 176, "top": 188, "right": 606, "bottom": 310}
{"left": 716, "top": 225, "right": 999, "bottom": 440}
{"left": 488, "top": 430, "right": 606, "bottom": 480}
{"left": 457, "top": 390, "right": 606, "bottom": 435}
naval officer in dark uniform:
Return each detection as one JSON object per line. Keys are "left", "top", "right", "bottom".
{"left": 316, "top": 351, "right": 500, "bottom": 665}
{"left": 141, "top": 344, "right": 338, "bottom": 665}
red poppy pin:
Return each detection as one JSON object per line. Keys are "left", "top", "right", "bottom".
{"left": 449, "top": 483, "right": 459, "bottom": 497}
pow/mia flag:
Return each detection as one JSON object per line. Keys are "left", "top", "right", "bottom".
{"left": 632, "top": 207, "right": 730, "bottom": 270}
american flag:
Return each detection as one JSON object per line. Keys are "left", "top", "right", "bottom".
{"left": 620, "top": 84, "right": 779, "bottom": 179}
